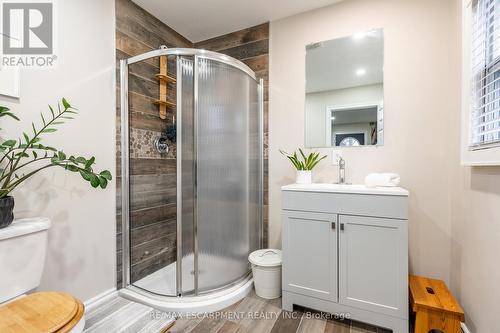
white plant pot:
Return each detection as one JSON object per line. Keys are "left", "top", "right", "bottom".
{"left": 296, "top": 170, "right": 312, "bottom": 184}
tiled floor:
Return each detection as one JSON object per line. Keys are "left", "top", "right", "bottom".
{"left": 84, "top": 291, "right": 395, "bottom": 333}
{"left": 83, "top": 295, "right": 174, "bottom": 333}
{"left": 169, "top": 291, "right": 392, "bottom": 333}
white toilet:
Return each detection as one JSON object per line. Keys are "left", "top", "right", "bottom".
{"left": 0, "top": 217, "right": 85, "bottom": 333}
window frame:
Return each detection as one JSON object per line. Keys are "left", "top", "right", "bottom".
{"left": 461, "top": 0, "right": 500, "bottom": 165}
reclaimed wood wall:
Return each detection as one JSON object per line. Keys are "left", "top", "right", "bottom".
{"left": 116, "top": 0, "right": 270, "bottom": 287}
{"left": 195, "top": 23, "right": 270, "bottom": 246}
{"left": 115, "top": 0, "right": 192, "bottom": 287}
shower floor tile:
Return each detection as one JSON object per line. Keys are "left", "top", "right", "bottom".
{"left": 134, "top": 259, "right": 178, "bottom": 295}
{"left": 133, "top": 253, "right": 246, "bottom": 296}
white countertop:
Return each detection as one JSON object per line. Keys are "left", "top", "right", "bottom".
{"left": 281, "top": 183, "right": 409, "bottom": 196}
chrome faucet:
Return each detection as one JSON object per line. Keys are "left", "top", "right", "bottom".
{"left": 338, "top": 156, "right": 346, "bottom": 184}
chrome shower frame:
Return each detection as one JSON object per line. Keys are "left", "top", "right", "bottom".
{"left": 119, "top": 48, "right": 264, "bottom": 299}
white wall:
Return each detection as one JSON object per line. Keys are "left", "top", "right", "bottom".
{"left": 0, "top": 0, "right": 116, "bottom": 301}
{"left": 270, "top": 0, "right": 458, "bottom": 285}
{"left": 449, "top": 166, "right": 500, "bottom": 333}
{"left": 306, "top": 84, "right": 383, "bottom": 147}
{"left": 448, "top": 2, "right": 500, "bottom": 332}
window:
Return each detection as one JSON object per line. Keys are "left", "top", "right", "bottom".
{"left": 339, "top": 137, "right": 361, "bottom": 147}
{"left": 470, "top": 0, "right": 500, "bottom": 148}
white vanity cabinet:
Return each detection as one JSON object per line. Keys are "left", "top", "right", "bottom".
{"left": 281, "top": 184, "right": 409, "bottom": 333}
{"left": 282, "top": 211, "right": 338, "bottom": 302}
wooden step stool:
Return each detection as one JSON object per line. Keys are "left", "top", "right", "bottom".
{"left": 409, "top": 275, "right": 464, "bottom": 333}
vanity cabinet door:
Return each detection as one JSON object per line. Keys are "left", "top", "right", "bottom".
{"left": 282, "top": 211, "right": 338, "bottom": 302}
{"left": 338, "top": 215, "right": 408, "bottom": 319}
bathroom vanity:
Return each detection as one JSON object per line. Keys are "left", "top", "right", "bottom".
{"left": 281, "top": 184, "right": 409, "bottom": 333}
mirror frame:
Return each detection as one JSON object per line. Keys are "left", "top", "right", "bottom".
{"left": 325, "top": 101, "right": 382, "bottom": 147}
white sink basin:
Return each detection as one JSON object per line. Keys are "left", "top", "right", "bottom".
{"left": 281, "top": 183, "right": 409, "bottom": 196}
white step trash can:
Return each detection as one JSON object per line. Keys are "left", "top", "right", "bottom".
{"left": 248, "top": 249, "right": 282, "bottom": 299}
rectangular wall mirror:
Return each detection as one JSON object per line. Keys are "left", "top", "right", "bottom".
{"left": 305, "top": 29, "right": 384, "bottom": 148}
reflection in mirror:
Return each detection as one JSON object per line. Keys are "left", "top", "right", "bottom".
{"left": 305, "top": 29, "right": 384, "bottom": 148}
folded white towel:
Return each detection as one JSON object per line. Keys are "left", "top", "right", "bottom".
{"left": 364, "top": 173, "right": 401, "bottom": 188}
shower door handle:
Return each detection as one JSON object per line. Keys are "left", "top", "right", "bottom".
{"left": 331, "top": 222, "right": 336, "bottom": 230}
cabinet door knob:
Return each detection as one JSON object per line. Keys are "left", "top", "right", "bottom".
{"left": 331, "top": 222, "right": 336, "bottom": 230}
{"left": 340, "top": 223, "right": 345, "bottom": 231}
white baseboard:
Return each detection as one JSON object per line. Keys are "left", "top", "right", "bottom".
{"left": 461, "top": 322, "right": 472, "bottom": 333}
{"left": 84, "top": 288, "right": 117, "bottom": 311}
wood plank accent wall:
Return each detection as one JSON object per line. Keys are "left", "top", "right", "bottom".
{"left": 115, "top": 0, "right": 192, "bottom": 287}
{"left": 194, "top": 23, "right": 270, "bottom": 246}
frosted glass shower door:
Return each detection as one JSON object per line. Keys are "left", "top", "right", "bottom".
{"left": 121, "top": 50, "right": 262, "bottom": 299}
{"left": 196, "top": 58, "right": 261, "bottom": 293}
{"left": 178, "top": 56, "right": 196, "bottom": 295}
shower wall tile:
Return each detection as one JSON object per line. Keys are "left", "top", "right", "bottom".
{"left": 129, "top": 174, "right": 176, "bottom": 193}
{"left": 130, "top": 219, "right": 177, "bottom": 249}
{"left": 130, "top": 204, "right": 176, "bottom": 229}
{"left": 116, "top": 207, "right": 177, "bottom": 241}
{"left": 129, "top": 187, "right": 176, "bottom": 211}
{"left": 217, "top": 39, "right": 269, "bottom": 60}
{"left": 130, "top": 252, "right": 177, "bottom": 283}
{"left": 126, "top": 60, "right": 158, "bottom": 83}
{"left": 129, "top": 158, "right": 176, "bottom": 175}
{"left": 116, "top": 31, "right": 152, "bottom": 62}
{"left": 129, "top": 128, "right": 176, "bottom": 160}
{"left": 115, "top": 0, "right": 191, "bottom": 49}
{"left": 131, "top": 234, "right": 176, "bottom": 266}
{"left": 129, "top": 113, "right": 167, "bottom": 133}
{"left": 193, "top": 24, "right": 269, "bottom": 51}
{"left": 127, "top": 74, "right": 160, "bottom": 99}
{"left": 243, "top": 54, "right": 268, "bottom": 73}
{"left": 195, "top": 22, "right": 270, "bottom": 247}
{"left": 116, "top": 0, "right": 192, "bottom": 288}
{"left": 128, "top": 92, "right": 160, "bottom": 117}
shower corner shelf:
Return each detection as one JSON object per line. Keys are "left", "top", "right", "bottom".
{"left": 155, "top": 74, "right": 177, "bottom": 83}
{"left": 154, "top": 100, "right": 176, "bottom": 107}
{"left": 156, "top": 55, "right": 176, "bottom": 120}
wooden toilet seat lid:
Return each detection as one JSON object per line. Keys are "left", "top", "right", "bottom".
{"left": 0, "top": 292, "right": 85, "bottom": 333}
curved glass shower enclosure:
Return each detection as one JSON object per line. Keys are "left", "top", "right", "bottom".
{"left": 119, "top": 48, "right": 263, "bottom": 306}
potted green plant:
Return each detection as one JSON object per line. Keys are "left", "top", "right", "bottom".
{"left": 280, "top": 149, "right": 327, "bottom": 184}
{"left": 0, "top": 98, "right": 112, "bottom": 228}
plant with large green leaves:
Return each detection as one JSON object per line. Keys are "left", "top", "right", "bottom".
{"left": 280, "top": 148, "right": 327, "bottom": 171}
{"left": 0, "top": 98, "right": 112, "bottom": 199}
